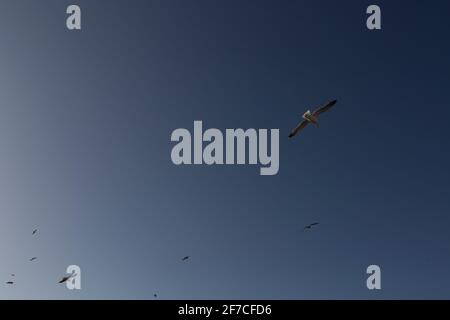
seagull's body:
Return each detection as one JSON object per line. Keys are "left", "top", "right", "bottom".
{"left": 32, "top": 229, "right": 38, "bottom": 235}
{"left": 289, "top": 100, "right": 337, "bottom": 138}
{"left": 29, "top": 257, "right": 37, "bottom": 262}
{"left": 6, "top": 281, "right": 14, "bottom": 285}
{"left": 304, "top": 222, "right": 320, "bottom": 230}
{"left": 58, "top": 276, "right": 71, "bottom": 284}
{"left": 182, "top": 256, "right": 190, "bottom": 261}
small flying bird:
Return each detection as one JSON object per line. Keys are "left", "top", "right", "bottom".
{"left": 154, "top": 294, "right": 158, "bottom": 298}
{"left": 182, "top": 256, "right": 190, "bottom": 261}
{"left": 11, "top": 274, "right": 15, "bottom": 277}
{"left": 304, "top": 222, "right": 320, "bottom": 230}
{"left": 29, "top": 257, "right": 37, "bottom": 262}
{"left": 32, "top": 229, "right": 38, "bottom": 235}
{"left": 288, "top": 100, "right": 337, "bottom": 138}
{"left": 58, "top": 273, "right": 77, "bottom": 284}
{"left": 6, "top": 281, "right": 14, "bottom": 285}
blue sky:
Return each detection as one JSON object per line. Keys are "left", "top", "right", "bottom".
{"left": 1, "top": 0, "right": 450, "bottom": 299}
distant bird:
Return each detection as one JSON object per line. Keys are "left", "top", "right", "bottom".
{"left": 59, "top": 273, "right": 77, "bottom": 284}
{"left": 288, "top": 100, "right": 337, "bottom": 138}
{"left": 154, "top": 294, "right": 158, "bottom": 298}
{"left": 11, "top": 274, "right": 15, "bottom": 277}
{"left": 6, "top": 281, "right": 14, "bottom": 285}
{"left": 58, "top": 276, "right": 70, "bottom": 284}
{"left": 29, "top": 257, "right": 37, "bottom": 262}
{"left": 182, "top": 256, "right": 190, "bottom": 261}
{"left": 32, "top": 229, "right": 38, "bottom": 235}
{"left": 304, "top": 222, "right": 320, "bottom": 230}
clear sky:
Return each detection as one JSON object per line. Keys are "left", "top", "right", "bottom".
{"left": 1, "top": 0, "right": 450, "bottom": 299}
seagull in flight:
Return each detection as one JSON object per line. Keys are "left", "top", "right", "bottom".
{"left": 182, "top": 256, "right": 190, "bottom": 261}
{"left": 29, "top": 257, "right": 37, "bottom": 262}
{"left": 304, "top": 222, "right": 320, "bottom": 231}
{"left": 59, "top": 273, "right": 77, "bottom": 284}
{"left": 6, "top": 274, "right": 16, "bottom": 285}
{"left": 32, "top": 229, "right": 38, "bottom": 235}
{"left": 289, "top": 100, "right": 337, "bottom": 138}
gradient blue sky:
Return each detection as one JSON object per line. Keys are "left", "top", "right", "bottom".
{"left": 1, "top": 0, "right": 450, "bottom": 299}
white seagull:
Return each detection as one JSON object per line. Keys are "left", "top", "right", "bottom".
{"left": 288, "top": 100, "right": 337, "bottom": 138}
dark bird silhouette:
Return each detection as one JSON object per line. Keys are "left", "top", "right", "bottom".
{"left": 154, "top": 294, "right": 158, "bottom": 298}
{"left": 58, "top": 276, "right": 71, "bottom": 284}
{"left": 11, "top": 274, "right": 15, "bottom": 277}
{"left": 59, "top": 273, "right": 77, "bottom": 284}
{"left": 289, "top": 100, "right": 337, "bottom": 138}
{"left": 29, "top": 257, "right": 37, "bottom": 262}
{"left": 182, "top": 256, "right": 190, "bottom": 261}
{"left": 304, "top": 222, "right": 320, "bottom": 230}
{"left": 6, "top": 281, "right": 14, "bottom": 285}
{"left": 32, "top": 229, "right": 38, "bottom": 235}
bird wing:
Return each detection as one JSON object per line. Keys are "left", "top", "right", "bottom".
{"left": 312, "top": 100, "right": 337, "bottom": 117}
{"left": 310, "top": 222, "right": 319, "bottom": 226}
{"left": 288, "top": 119, "right": 309, "bottom": 138}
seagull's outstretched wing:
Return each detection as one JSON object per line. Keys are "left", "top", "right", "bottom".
{"left": 312, "top": 100, "right": 337, "bottom": 117}
{"left": 288, "top": 119, "right": 309, "bottom": 138}
{"left": 59, "top": 273, "right": 76, "bottom": 283}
